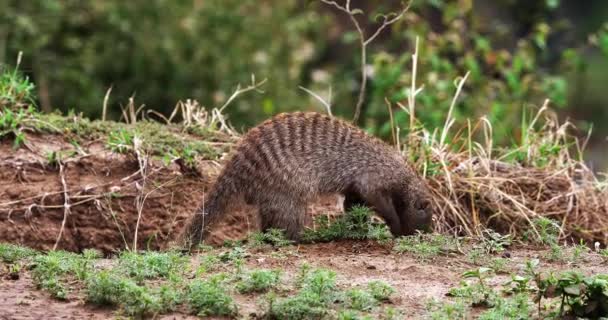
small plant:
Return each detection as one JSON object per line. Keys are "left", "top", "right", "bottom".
{"left": 0, "top": 61, "right": 36, "bottom": 109}
{"left": 336, "top": 309, "right": 373, "bottom": 320}
{"left": 107, "top": 129, "right": 135, "bottom": 153}
{"left": 264, "top": 268, "right": 338, "bottom": 319}
{"left": 187, "top": 275, "right": 237, "bottom": 317}
{"left": 117, "top": 250, "right": 188, "bottom": 282}
{"left": 236, "top": 269, "right": 281, "bottom": 294}
{"left": 448, "top": 267, "right": 497, "bottom": 308}
{"left": 393, "top": 233, "right": 460, "bottom": 261}
{"left": 0, "top": 243, "right": 38, "bottom": 263}
{"left": 536, "top": 271, "right": 608, "bottom": 318}
{"left": 480, "top": 229, "right": 511, "bottom": 254}
{"left": 31, "top": 250, "right": 89, "bottom": 299}
{"left": 477, "top": 294, "right": 532, "bottom": 320}
{"left": 427, "top": 299, "right": 469, "bottom": 320}
{"left": 248, "top": 228, "right": 294, "bottom": 247}
{"left": 367, "top": 281, "right": 396, "bottom": 302}
{"left": 344, "top": 288, "right": 378, "bottom": 311}
{"left": 489, "top": 258, "right": 510, "bottom": 274}
{"left": 301, "top": 205, "right": 392, "bottom": 243}
{"left": 85, "top": 270, "right": 167, "bottom": 317}
{"left": 0, "top": 107, "right": 29, "bottom": 148}
{"left": 526, "top": 217, "right": 561, "bottom": 246}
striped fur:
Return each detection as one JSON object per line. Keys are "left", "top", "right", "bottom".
{"left": 183, "top": 112, "right": 433, "bottom": 247}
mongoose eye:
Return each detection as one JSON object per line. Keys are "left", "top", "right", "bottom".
{"left": 415, "top": 199, "right": 431, "bottom": 211}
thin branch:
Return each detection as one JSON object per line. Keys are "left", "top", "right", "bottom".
{"left": 218, "top": 75, "right": 267, "bottom": 113}
{"left": 320, "top": 0, "right": 411, "bottom": 123}
{"left": 299, "top": 85, "right": 333, "bottom": 116}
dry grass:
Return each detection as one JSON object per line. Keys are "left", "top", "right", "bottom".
{"left": 395, "top": 92, "right": 608, "bottom": 245}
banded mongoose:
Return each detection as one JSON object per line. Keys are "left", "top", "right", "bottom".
{"left": 182, "top": 112, "right": 433, "bottom": 246}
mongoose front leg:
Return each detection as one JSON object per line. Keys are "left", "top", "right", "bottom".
{"left": 361, "top": 191, "right": 402, "bottom": 236}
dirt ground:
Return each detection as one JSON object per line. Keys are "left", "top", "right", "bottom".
{"left": 2, "top": 241, "right": 608, "bottom": 319}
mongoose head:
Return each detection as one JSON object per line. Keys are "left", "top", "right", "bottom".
{"left": 397, "top": 180, "right": 434, "bottom": 235}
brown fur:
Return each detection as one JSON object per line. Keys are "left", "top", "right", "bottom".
{"left": 182, "top": 112, "right": 433, "bottom": 247}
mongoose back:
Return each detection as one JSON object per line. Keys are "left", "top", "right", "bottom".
{"left": 182, "top": 112, "right": 433, "bottom": 247}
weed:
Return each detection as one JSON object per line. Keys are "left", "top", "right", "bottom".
{"left": 265, "top": 291, "right": 329, "bottom": 319}
{"left": 236, "top": 269, "right": 281, "bottom": 294}
{"left": 31, "top": 250, "right": 93, "bottom": 299}
{"left": 301, "top": 206, "right": 392, "bottom": 243}
{"left": 0, "top": 63, "right": 35, "bottom": 109}
{"left": 264, "top": 268, "right": 338, "bottom": 319}
{"left": 0, "top": 243, "right": 38, "bottom": 263}
{"left": 197, "top": 253, "right": 221, "bottom": 274}
{"left": 248, "top": 229, "right": 294, "bottom": 247}
{"left": 187, "top": 275, "right": 237, "bottom": 317}
{"left": 489, "top": 257, "right": 510, "bottom": 274}
{"left": 525, "top": 217, "right": 561, "bottom": 246}
{"left": 117, "top": 250, "right": 188, "bottom": 282}
{"left": 107, "top": 129, "right": 135, "bottom": 154}
{"left": 467, "top": 247, "right": 486, "bottom": 265}
{"left": 393, "top": 233, "right": 459, "bottom": 261}
{"left": 344, "top": 289, "right": 378, "bottom": 311}
{"left": 0, "top": 107, "right": 30, "bottom": 148}
{"left": 480, "top": 229, "right": 511, "bottom": 254}
{"left": 367, "top": 281, "right": 395, "bottom": 302}
{"left": 427, "top": 299, "right": 469, "bottom": 320}
{"left": 477, "top": 294, "right": 532, "bottom": 320}
{"left": 336, "top": 309, "right": 373, "bottom": 320}
{"left": 448, "top": 267, "right": 498, "bottom": 308}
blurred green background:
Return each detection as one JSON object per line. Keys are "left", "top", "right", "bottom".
{"left": 1, "top": 0, "right": 607, "bottom": 170}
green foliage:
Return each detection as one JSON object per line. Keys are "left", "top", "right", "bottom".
{"left": 0, "top": 107, "right": 30, "bottom": 148}
{"left": 248, "top": 228, "right": 294, "bottom": 248}
{"left": 236, "top": 269, "right": 281, "bottom": 294}
{"left": 31, "top": 250, "right": 98, "bottom": 299}
{"left": 0, "top": 63, "right": 35, "bottom": 109}
{"left": 344, "top": 289, "right": 378, "bottom": 311}
{"left": 302, "top": 205, "right": 392, "bottom": 243}
{"left": 85, "top": 270, "right": 181, "bottom": 317}
{"left": 393, "top": 233, "right": 460, "bottom": 260}
{"left": 107, "top": 129, "right": 135, "bottom": 154}
{"left": 117, "top": 250, "right": 188, "bottom": 282}
{"left": 187, "top": 275, "right": 237, "bottom": 317}
{"left": 0, "top": 243, "right": 38, "bottom": 263}
{"left": 1, "top": 1, "right": 326, "bottom": 126}
{"left": 265, "top": 268, "right": 337, "bottom": 319}
{"left": 366, "top": 281, "right": 396, "bottom": 302}
{"left": 348, "top": 1, "right": 608, "bottom": 146}
{"left": 538, "top": 271, "right": 608, "bottom": 318}
{"left": 427, "top": 299, "right": 469, "bottom": 320}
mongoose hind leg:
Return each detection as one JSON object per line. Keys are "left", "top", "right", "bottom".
{"left": 259, "top": 198, "right": 307, "bottom": 242}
